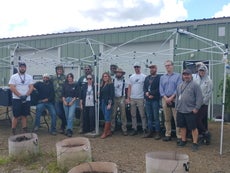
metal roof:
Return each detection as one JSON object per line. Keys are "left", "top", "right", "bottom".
{"left": 1, "top": 16, "right": 230, "bottom": 41}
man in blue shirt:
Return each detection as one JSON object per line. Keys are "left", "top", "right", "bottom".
{"left": 159, "top": 60, "right": 182, "bottom": 143}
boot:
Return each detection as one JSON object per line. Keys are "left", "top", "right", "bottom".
{"left": 101, "top": 122, "right": 112, "bottom": 139}
{"left": 143, "top": 130, "right": 153, "bottom": 138}
{"left": 154, "top": 132, "right": 161, "bottom": 140}
{"left": 106, "top": 122, "right": 112, "bottom": 136}
{"left": 100, "top": 123, "right": 108, "bottom": 139}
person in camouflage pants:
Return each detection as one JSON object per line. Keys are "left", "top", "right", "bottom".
{"left": 52, "top": 64, "right": 66, "bottom": 134}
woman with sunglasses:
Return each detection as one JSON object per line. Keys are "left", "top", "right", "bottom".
{"left": 100, "top": 72, "right": 115, "bottom": 139}
{"left": 80, "top": 74, "right": 96, "bottom": 133}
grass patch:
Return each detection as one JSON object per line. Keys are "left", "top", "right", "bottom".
{"left": 46, "top": 161, "right": 69, "bottom": 173}
{"left": 0, "top": 156, "right": 10, "bottom": 165}
{"left": 0, "top": 150, "right": 68, "bottom": 173}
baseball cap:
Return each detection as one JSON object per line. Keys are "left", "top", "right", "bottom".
{"left": 43, "top": 73, "right": 50, "bottom": 78}
{"left": 133, "top": 62, "right": 141, "bottom": 67}
{"left": 148, "top": 64, "right": 157, "bottom": 68}
{"left": 198, "top": 66, "right": 206, "bottom": 71}
{"left": 182, "top": 69, "right": 192, "bottom": 74}
{"left": 18, "top": 62, "right": 26, "bottom": 67}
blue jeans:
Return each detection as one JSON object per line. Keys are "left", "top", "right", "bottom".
{"left": 63, "top": 97, "right": 77, "bottom": 131}
{"left": 145, "top": 100, "right": 160, "bottom": 132}
{"left": 35, "top": 102, "right": 56, "bottom": 132}
{"left": 55, "top": 101, "right": 66, "bottom": 130}
{"left": 101, "top": 100, "right": 112, "bottom": 122}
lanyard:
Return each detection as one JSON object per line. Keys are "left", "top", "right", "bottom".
{"left": 180, "top": 81, "right": 191, "bottom": 95}
{"left": 18, "top": 73, "right": 25, "bottom": 84}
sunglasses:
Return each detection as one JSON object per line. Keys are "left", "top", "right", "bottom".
{"left": 87, "top": 78, "right": 92, "bottom": 80}
{"left": 134, "top": 66, "right": 140, "bottom": 68}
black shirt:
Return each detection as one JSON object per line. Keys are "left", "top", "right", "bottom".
{"left": 34, "top": 81, "right": 55, "bottom": 102}
{"left": 62, "top": 82, "right": 79, "bottom": 98}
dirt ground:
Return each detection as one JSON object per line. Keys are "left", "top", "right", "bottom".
{"left": 0, "top": 110, "right": 230, "bottom": 173}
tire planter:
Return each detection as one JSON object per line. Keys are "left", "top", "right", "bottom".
{"left": 56, "top": 137, "right": 92, "bottom": 169}
{"left": 146, "top": 151, "right": 189, "bottom": 173}
{"left": 68, "top": 162, "right": 118, "bottom": 173}
{"left": 8, "top": 133, "right": 39, "bottom": 156}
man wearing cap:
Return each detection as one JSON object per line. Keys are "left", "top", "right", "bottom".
{"left": 143, "top": 64, "right": 161, "bottom": 139}
{"left": 33, "top": 73, "right": 57, "bottom": 135}
{"left": 160, "top": 60, "right": 182, "bottom": 143}
{"left": 176, "top": 69, "right": 203, "bottom": 151}
{"left": 9, "top": 62, "right": 34, "bottom": 135}
{"left": 52, "top": 64, "right": 66, "bottom": 134}
{"left": 111, "top": 67, "right": 128, "bottom": 135}
{"left": 127, "top": 62, "right": 147, "bottom": 136}
{"left": 193, "top": 64, "right": 213, "bottom": 144}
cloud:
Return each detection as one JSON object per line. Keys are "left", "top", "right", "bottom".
{"left": 214, "top": 3, "right": 230, "bottom": 18}
{"left": 80, "top": 0, "right": 163, "bottom": 21}
{"left": 0, "top": 0, "right": 187, "bottom": 38}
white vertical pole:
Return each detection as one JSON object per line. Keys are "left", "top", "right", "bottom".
{"left": 86, "top": 38, "right": 100, "bottom": 135}
{"left": 10, "top": 43, "right": 19, "bottom": 76}
{"left": 94, "top": 54, "right": 99, "bottom": 135}
{"left": 220, "top": 45, "right": 228, "bottom": 155}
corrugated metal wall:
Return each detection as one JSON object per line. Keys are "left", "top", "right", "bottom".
{"left": 0, "top": 17, "right": 230, "bottom": 105}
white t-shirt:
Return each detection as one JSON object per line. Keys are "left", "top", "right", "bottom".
{"left": 113, "top": 77, "right": 128, "bottom": 97}
{"left": 8, "top": 73, "right": 33, "bottom": 100}
{"left": 128, "top": 73, "right": 146, "bottom": 99}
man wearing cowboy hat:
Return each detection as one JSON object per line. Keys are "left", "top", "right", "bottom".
{"left": 111, "top": 67, "right": 128, "bottom": 135}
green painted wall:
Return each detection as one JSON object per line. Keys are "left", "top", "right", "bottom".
{"left": 0, "top": 17, "right": 230, "bottom": 106}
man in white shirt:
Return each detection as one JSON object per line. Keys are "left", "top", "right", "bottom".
{"left": 127, "top": 62, "right": 147, "bottom": 136}
{"left": 9, "top": 62, "right": 34, "bottom": 135}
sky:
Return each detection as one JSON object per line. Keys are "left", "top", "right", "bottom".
{"left": 1, "top": 0, "right": 230, "bottom": 39}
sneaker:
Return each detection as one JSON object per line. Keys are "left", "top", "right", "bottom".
{"left": 154, "top": 132, "right": 161, "bottom": 140}
{"left": 162, "top": 136, "right": 171, "bottom": 142}
{"left": 143, "top": 131, "right": 153, "bottom": 138}
{"left": 67, "top": 129, "right": 73, "bottom": 137}
{"left": 192, "top": 143, "right": 199, "bottom": 152}
{"left": 78, "top": 129, "right": 83, "bottom": 134}
{"left": 34, "top": 126, "right": 39, "bottom": 132}
{"left": 204, "top": 131, "right": 211, "bottom": 145}
{"left": 142, "top": 129, "right": 149, "bottom": 138}
{"left": 50, "top": 131, "right": 57, "bottom": 136}
{"left": 177, "top": 138, "right": 182, "bottom": 145}
{"left": 58, "top": 128, "right": 65, "bottom": 134}
{"left": 111, "top": 127, "right": 115, "bottom": 133}
{"left": 129, "top": 129, "right": 138, "bottom": 136}
{"left": 123, "top": 131, "right": 128, "bottom": 136}
{"left": 177, "top": 140, "right": 187, "bottom": 147}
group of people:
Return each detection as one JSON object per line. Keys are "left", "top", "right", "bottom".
{"left": 97, "top": 60, "right": 212, "bottom": 152}
{"left": 9, "top": 59, "right": 212, "bottom": 151}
